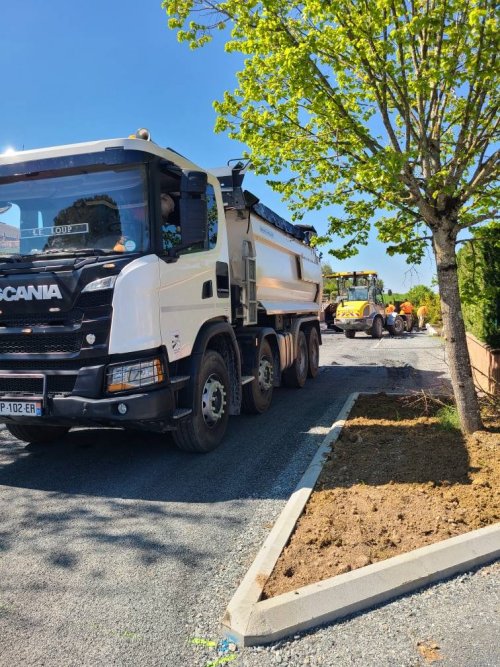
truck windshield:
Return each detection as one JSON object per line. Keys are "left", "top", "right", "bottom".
{"left": 347, "top": 286, "right": 370, "bottom": 301}
{"left": 0, "top": 165, "right": 149, "bottom": 257}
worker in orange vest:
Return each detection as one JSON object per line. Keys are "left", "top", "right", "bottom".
{"left": 385, "top": 303, "right": 395, "bottom": 314}
{"left": 399, "top": 300, "right": 414, "bottom": 332}
{"left": 417, "top": 304, "right": 429, "bottom": 331}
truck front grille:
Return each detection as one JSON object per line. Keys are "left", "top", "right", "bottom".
{"left": 0, "top": 309, "right": 84, "bottom": 329}
{"left": 0, "top": 333, "right": 83, "bottom": 355}
{"left": 0, "top": 374, "right": 77, "bottom": 395}
{"left": 0, "top": 358, "right": 98, "bottom": 371}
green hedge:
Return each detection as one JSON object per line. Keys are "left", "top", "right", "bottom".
{"left": 457, "top": 239, "right": 500, "bottom": 348}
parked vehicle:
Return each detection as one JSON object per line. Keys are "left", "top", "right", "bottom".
{"left": 325, "top": 271, "right": 404, "bottom": 338}
{"left": 0, "top": 130, "right": 322, "bottom": 451}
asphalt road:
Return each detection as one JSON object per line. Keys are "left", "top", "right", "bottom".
{"left": 1, "top": 329, "right": 493, "bottom": 666}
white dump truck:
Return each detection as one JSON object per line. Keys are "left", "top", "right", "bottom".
{"left": 0, "top": 130, "right": 322, "bottom": 451}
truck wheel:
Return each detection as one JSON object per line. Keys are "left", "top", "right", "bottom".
{"left": 173, "top": 350, "right": 230, "bottom": 453}
{"left": 307, "top": 327, "right": 320, "bottom": 378}
{"left": 242, "top": 338, "right": 274, "bottom": 414}
{"left": 387, "top": 315, "right": 404, "bottom": 336}
{"left": 5, "top": 423, "right": 69, "bottom": 444}
{"left": 371, "top": 317, "right": 383, "bottom": 338}
{"left": 283, "top": 330, "right": 308, "bottom": 388}
{"left": 344, "top": 330, "right": 356, "bottom": 339}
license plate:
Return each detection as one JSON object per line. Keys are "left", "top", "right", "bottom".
{"left": 0, "top": 400, "right": 42, "bottom": 417}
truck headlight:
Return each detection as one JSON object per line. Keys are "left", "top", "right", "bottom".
{"left": 82, "top": 275, "right": 117, "bottom": 292}
{"left": 106, "top": 358, "right": 165, "bottom": 393}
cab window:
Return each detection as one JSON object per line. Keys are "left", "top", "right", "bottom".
{"left": 207, "top": 184, "right": 218, "bottom": 249}
{"left": 159, "top": 181, "right": 217, "bottom": 253}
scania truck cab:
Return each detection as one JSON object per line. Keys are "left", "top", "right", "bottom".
{"left": 0, "top": 131, "right": 322, "bottom": 452}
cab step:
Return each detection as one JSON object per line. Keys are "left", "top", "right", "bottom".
{"left": 172, "top": 408, "right": 192, "bottom": 420}
{"left": 170, "top": 375, "right": 190, "bottom": 389}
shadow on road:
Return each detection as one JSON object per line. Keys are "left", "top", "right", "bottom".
{"left": 0, "top": 359, "right": 452, "bottom": 573}
{"left": 0, "top": 364, "right": 450, "bottom": 504}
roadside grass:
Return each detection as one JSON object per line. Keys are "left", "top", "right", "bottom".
{"left": 436, "top": 404, "right": 461, "bottom": 430}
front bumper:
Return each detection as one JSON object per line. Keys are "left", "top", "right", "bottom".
{"left": 51, "top": 386, "right": 175, "bottom": 424}
{"left": 1, "top": 386, "right": 176, "bottom": 429}
{"left": 0, "top": 348, "right": 179, "bottom": 430}
{"left": 334, "top": 317, "right": 371, "bottom": 332}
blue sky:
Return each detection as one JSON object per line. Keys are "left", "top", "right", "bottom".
{"left": 0, "top": 0, "right": 436, "bottom": 292}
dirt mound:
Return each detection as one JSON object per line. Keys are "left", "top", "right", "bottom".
{"left": 263, "top": 393, "right": 499, "bottom": 598}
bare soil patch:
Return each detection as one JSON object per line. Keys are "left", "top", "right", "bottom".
{"left": 263, "top": 393, "right": 499, "bottom": 599}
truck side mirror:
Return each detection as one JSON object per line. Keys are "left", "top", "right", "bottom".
{"left": 179, "top": 170, "right": 208, "bottom": 247}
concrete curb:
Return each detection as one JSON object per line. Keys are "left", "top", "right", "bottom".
{"left": 222, "top": 393, "right": 500, "bottom": 647}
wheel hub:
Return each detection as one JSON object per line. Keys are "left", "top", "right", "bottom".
{"left": 258, "top": 358, "right": 273, "bottom": 391}
{"left": 201, "top": 374, "right": 226, "bottom": 427}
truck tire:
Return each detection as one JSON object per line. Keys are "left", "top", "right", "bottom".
{"left": 173, "top": 350, "right": 230, "bottom": 453}
{"left": 5, "top": 423, "right": 69, "bottom": 444}
{"left": 344, "top": 330, "right": 356, "bottom": 339}
{"left": 242, "top": 338, "right": 274, "bottom": 414}
{"left": 307, "top": 327, "right": 320, "bottom": 378}
{"left": 387, "top": 315, "right": 404, "bottom": 336}
{"left": 282, "top": 330, "right": 308, "bottom": 388}
{"left": 371, "top": 316, "right": 383, "bottom": 338}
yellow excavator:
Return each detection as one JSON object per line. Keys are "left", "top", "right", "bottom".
{"left": 323, "top": 271, "right": 404, "bottom": 338}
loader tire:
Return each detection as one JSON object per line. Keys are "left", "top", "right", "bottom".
{"left": 371, "top": 316, "right": 383, "bottom": 338}
{"left": 387, "top": 315, "right": 404, "bottom": 337}
{"left": 5, "top": 423, "right": 69, "bottom": 444}
{"left": 173, "top": 350, "right": 229, "bottom": 453}
{"left": 282, "top": 330, "right": 308, "bottom": 388}
{"left": 242, "top": 338, "right": 274, "bottom": 414}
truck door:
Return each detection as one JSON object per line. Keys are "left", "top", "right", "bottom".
{"left": 157, "top": 172, "right": 230, "bottom": 363}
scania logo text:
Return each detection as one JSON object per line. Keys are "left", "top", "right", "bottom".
{"left": 0, "top": 285, "right": 63, "bottom": 301}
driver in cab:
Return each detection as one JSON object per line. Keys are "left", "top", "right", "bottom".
{"left": 113, "top": 193, "right": 175, "bottom": 252}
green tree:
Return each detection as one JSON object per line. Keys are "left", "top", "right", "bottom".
{"left": 165, "top": 0, "right": 499, "bottom": 433}
{"left": 406, "top": 284, "right": 442, "bottom": 324}
{"left": 321, "top": 261, "right": 334, "bottom": 276}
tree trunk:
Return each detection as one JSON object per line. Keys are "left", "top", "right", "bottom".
{"left": 432, "top": 227, "right": 483, "bottom": 434}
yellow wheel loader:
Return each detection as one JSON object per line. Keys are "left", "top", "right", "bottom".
{"left": 324, "top": 271, "right": 404, "bottom": 339}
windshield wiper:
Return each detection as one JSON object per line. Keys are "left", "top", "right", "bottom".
{"left": 35, "top": 248, "right": 125, "bottom": 258}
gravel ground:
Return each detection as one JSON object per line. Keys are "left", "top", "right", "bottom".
{"left": 228, "top": 562, "right": 500, "bottom": 667}
{"left": 185, "top": 334, "right": 498, "bottom": 667}
{"left": 1, "top": 330, "right": 497, "bottom": 666}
